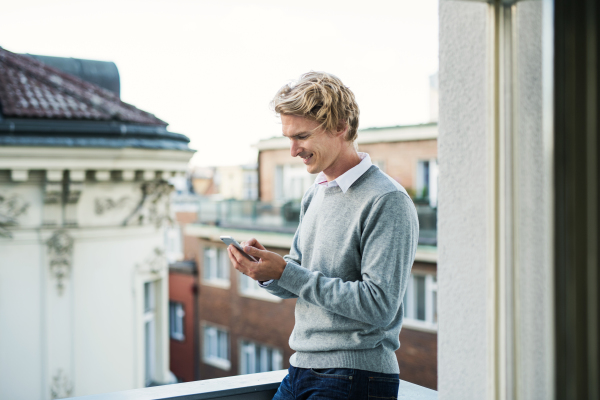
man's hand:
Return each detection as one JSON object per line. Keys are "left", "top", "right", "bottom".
{"left": 227, "top": 237, "right": 286, "bottom": 281}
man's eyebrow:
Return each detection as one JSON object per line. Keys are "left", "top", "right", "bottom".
{"left": 283, "top": 131, "right": 311, "bottom": 138}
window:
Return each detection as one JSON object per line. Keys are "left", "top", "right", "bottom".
{"left": 144, "top": 281, "right": 156, "bottom": 386}
{"left": 240, "top": 340, "right": 283, "bottom": 374}
{"left": 416, "top": 159, "right": 438, "bottom": 207}
{"left": 169, "top": 301, "right": 185, "bottom": 341}
{"left": 239, "top": 273, "right": 281, "bottom": 302}
{"left": 403, "top": 273, "right": 437, "bottom": 331}
{"left": 164, "top": 225, "right": 183, "bottom": 264}
{"left": 203, "top": 324, "right": 230, "bottom": 370}
{"left": 274, "top": 164, "right": 316, "bottom": 203}
{"left": 203, "top": 246, "right": 230, "bottom": 287}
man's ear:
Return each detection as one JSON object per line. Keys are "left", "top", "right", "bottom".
{"left": 335, "top": 121, "right": 349, "bottom": 138}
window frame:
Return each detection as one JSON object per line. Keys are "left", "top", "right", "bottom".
{"left": 403, "top": 272, "right": 438, "bottom": 333}
{"left": 238, "top": 273, "right": 282, "bottom": 303}
{"left": 202, "top": 323, "right": 231, "bottom": 370}
{"left": 202, "top": 246, "right": 231, "bottom": 288}
{"left": 169, "top": 301, "right": 185, "bottom": 342}
{"left": 239, "top": 339, "right": 283, "bottom": 375}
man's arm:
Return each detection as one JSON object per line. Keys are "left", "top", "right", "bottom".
{"left": 274, "top": 192, "right": 418, "bottom": 327}
{"left": 229, "top": 236, "right": 299, "bottom": 299}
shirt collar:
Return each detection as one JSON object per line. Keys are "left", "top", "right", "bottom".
{"left": 314, "top": 152, "right": 373, "bottom": 193}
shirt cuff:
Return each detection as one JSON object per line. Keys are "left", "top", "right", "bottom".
{"left": 258, "top": 279, "right": 274, "bottom": 287}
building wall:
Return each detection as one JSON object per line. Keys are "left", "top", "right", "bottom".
{"left": 258, "top": 139, "right": 437, "bottom": 202}
{"left": 358, "top": 139, "right": 437, "bottom": 191}
{"left": 258, "top": 148, "right": 302, "bottom": 203}
{"left": 196, "top": 238, "right": 296, "bottom": 380}
{"left": 188, "top": 235, "right": 438, "bottom": 389}
{"left": 439, "top": 1, "right": 550, "bottom": 398}
{"left": 169, "top": 269, "right": 198, "bottom": 382}
{"left": 0, "top": 171, "right": 174, "bottom": 399}
{"left": 397, "top": 329, "right": 437, "bottom": 390}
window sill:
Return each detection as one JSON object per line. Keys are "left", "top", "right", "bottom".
{"left": 239, "top": 290, "right": 282, "bottom": 303}
{"left": 170, "top": 333, "right": 185, "bottom": 341}
{"left": 202, "top": 279, "right": 231, "bottom": 289}
{"left": 402, "top": 319, "right": 438, "bottom": 333}
{"left": 203, "top": 357, "right": 231, "bottom": 371}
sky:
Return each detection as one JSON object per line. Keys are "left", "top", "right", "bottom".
{"left": 1, "top": 0, "right": 439, "bottom": 167}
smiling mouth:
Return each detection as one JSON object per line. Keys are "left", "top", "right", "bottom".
{"left": 302, "top": 153, "right": 314, "bottom": 164}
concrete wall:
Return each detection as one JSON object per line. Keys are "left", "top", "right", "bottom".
{"left": 438, "top": 1, "right": 491, "bottom": 398}
{"left": 438, "top": 1, "right": 550, "bottom": 399}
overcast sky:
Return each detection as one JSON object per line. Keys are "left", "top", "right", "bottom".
{"left": 2, "top": 0, "right": 438, "bottom": 167}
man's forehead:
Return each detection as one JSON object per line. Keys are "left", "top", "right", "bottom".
{"left": 281, "top": 115, "right": 320, "bottom": 136}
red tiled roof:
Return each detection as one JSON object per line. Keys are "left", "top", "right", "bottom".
{"left": 0, "top": 47, "right": 167, "bottom": 126}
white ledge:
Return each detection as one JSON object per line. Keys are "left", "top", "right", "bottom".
{"left": 63, "top": 370, "right": 438, "bottom": 400}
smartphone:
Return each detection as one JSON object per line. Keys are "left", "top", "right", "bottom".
{"left": 220, "top": 236, "right": 258, "bottom": 262}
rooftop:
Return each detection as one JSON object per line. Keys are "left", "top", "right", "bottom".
{"left": 0, "top": 47, "right": 192, "bottom": 152}
{"left": 0, "top": 47, "right": 165, "bottom": 125}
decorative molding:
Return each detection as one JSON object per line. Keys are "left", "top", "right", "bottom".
{"left": 123, "top": 180, "right": 173, "bottom": 228}
{"left": 44, "top": 182, "right": 62, "bottom": 205}
{"left": 50, "top": 369, "right": 73, "bottom": 399}
{"left": 46, "top": 230, "right": 74, "bottom": 295}
{"left": 0, "top": 193, "right": 29, "bottom": 238}
{"left": 137, "top": 247, "right": 167, "bottom": 275}
{"left": 94, "top": 196, "right": 131, "bottom": 215}
{"left": 66, "top": 182, "right": 84, "bottom": 205}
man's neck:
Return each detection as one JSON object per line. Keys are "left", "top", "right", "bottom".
{"left": 322, "top": 147, "right": 362, "bottom": 182}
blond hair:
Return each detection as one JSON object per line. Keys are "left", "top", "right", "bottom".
{"left": 271, "top": 71, "right": 360, "bottom": 142}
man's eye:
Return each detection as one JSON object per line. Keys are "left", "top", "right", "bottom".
{"left": 297, "top": 136, "right": 308, "bottom": 140}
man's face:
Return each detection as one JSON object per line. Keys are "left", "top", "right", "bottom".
{"left": 281, "top": 114, "right": 344, "bottom": 175}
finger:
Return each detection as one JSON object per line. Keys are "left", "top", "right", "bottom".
{"left": 246, "top": 238, "right": 266, "bottom": 250}
{"left": 244, "top": 245, "right": 269, "bottom": 259}
{"left": 228, "top": 247, "right": 249, "bottom": 275}
{"left": 230, "top": 245, "right": 254, "bottom": 269}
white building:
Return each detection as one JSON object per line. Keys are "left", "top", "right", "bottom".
{"left": 0, "top": 49, "right": 193, "bottom": 399}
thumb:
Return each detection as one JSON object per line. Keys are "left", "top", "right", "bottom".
{"left": 244, "top": 245, "right": 268, "bottom": 258}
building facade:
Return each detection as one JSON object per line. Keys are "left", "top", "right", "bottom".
{"left": 0, "top": 49, "right": 193, "bottom": 399}
{"left": 175, "top": 123, "right": 438, "bottom": 389}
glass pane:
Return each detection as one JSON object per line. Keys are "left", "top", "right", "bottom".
{"left": 145, "top": 320, "right": 152, "bottom": 385}
{"left": 432, "top": 290, "right": 438, "bottom": 323}
{"left": 144, "top": 282, "right": 153, "bottom": 312}
{"left": 255, "top": 345, "right": 262, "bottom": 372}
{"left": 414, "top": 275, "right": 426, "bottom": 321}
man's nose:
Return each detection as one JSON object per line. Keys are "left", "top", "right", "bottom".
{"left": 290, "top": 141, "right": 301, "bottom": 157}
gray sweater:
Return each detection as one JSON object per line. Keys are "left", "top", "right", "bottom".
{"left": 264, "top": 165, "right": 419, "bottom": 374}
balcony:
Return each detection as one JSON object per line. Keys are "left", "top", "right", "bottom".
{"left": 65, "top": 370, "right": 437, "bottom": 399}
{"left": 194, "top": 198, "right": 437, "bottom": 245}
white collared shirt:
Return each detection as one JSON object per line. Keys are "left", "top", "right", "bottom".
{"left": 314, "top": 152, "right": 373, "bottom": 192}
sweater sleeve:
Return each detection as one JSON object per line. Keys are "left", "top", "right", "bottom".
{"left": 260, "top": 224, "right": 301, "bottom": 299}
{"left": 275, "top": 191, "right": 419, "bottom": 327}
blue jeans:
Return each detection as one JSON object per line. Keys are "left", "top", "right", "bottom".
{"left": 272, "top": 366, "right": 400, "bottom": 400}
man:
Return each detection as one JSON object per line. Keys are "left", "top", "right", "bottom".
{"left": 227, "top": 71, "right": 419, "bottom": 399}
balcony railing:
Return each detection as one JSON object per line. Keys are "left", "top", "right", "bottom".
{"left": 195, "top": 199, "right": 437, "bottom": 245}
{"left": 64, "top": 370, "right": 438, "bottom": 400}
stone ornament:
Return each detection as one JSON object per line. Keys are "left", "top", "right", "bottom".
{"left": 50, "top": 369, "right": 73, "bottom": 400}
{"left": 0, "top": 192, "right": 29, "bottom": 238}
{"left": 137, "top": 247, "right": 167, "bottom": 275}
{"left": 123, "top": 180, "right": 173, "bottom": 228}
{"left": 94, "top": 196, "right": 131, "bottom": 215}
{"left": 46, "top": 230, "right": 74, "bottom": 295}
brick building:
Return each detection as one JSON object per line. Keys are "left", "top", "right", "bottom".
{"left": 177, "top": 123, "right": 439, "bottom": 389}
